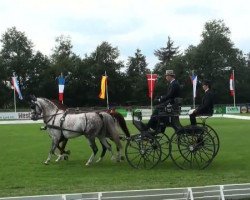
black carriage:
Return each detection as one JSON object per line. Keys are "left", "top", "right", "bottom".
{"left": 125, "top": 98, "right": 220, "bottom": 169}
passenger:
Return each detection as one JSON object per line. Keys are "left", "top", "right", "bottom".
{"left": 189, "top": 80, "right": 214, "bottom": 125}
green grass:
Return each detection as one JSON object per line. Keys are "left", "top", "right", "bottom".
{"left": 0, "top": 118, "right": 250, "bottom": 197}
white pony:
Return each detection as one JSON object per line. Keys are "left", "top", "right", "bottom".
{"left": 29, "top": 96, "right": 122, "bottom": 166}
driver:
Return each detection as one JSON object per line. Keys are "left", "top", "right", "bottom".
{"left": 146, "top": 70, "right": 181, "bottom": 130}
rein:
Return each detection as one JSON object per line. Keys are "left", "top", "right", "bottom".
{"left": 46, "top": 124, "right": 84, "bottom": 134}
{"left": 35, "top": 111, "right": 64, "bottom": 122}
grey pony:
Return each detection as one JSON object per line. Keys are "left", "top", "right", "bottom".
{"left": 29, "top": 96, "right": 122, "bottom": 166}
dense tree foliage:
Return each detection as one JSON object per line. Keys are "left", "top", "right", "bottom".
{"left": 126, "top": 49, "right": 150, "bottom": 105}
{"left": 184, "top": 19, "right": 248, "bottom": 104}
{"left": 0, "top": 20, "right": 249, "bottom": 109}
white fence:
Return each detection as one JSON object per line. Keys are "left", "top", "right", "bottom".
{"left": 1, "top": 183, "right": 250, "bottom": 200}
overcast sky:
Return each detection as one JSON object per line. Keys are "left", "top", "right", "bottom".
{"left": 0, "top": 0, "right": 249, "bottom": 69}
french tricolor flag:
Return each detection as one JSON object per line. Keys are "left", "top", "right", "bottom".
{"left": 12, "top": 76, "right": 23, "bottom": 100}
{"left": 58, "top": 75, "right": 65, "bottom": 102}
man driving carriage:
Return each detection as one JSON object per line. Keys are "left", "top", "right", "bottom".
{"left": 145, "top": 69, "right": 181, "bottom": 131}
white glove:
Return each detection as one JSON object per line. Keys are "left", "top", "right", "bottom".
{"left": 188, "top": 109, "right": 195, "bottom": 115}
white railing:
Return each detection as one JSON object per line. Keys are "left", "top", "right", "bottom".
{"left": 1, "top": 183, "right": 250, "bottom": 200}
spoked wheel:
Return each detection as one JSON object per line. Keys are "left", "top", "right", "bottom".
{"left": 197, "top": 123, "right": 220, "bottom": 156}
{"left": 154, "top": 133, "right": 170, "bottom": 162}
{"left": 170, "top": 127, "right": 215, "bottom": 169}
{"left": 125, "top": 134, "right": 162, "bottom": 169}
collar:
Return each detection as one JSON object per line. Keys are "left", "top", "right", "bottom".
{"left": 170, "top": 79, "right": 175, "bottom": 84}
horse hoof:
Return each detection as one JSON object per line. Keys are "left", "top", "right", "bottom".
{"left": 65, "top": 150, "right": 71, "bottom": 155}
{"left": 64, "top": 155, "right": 69, "bottom": 160}
{"left": 44, "top": 162, "right": 49, "bottom": 165}
{"left": 121, "top": 156, "right": 125, "bottom": 161}
{"left": 96, "top": 158, "right": 102, "bottom": 163}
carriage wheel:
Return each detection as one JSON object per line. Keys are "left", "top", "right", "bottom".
{"left": 170, "top": 127, "right": 215, "bottom": 169}
{"left": 125, "top": 134, "right": 162, "bottom": 169}
{"left": 196, "top": 123, "right": 220, "bottom": 156}
{"left": 155, "top": 133, "right": 170, "bottom": 162}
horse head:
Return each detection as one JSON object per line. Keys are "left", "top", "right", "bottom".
{"left": 29, "top": 95, "right": 43, "bottom": 120}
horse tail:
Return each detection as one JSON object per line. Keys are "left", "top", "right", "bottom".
{"left": 100, "top": 112, "right": 122, "bottom": 150}
{"left": 110, "top": 112, "right": 131, "bottom": 138}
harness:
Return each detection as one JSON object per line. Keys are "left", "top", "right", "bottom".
{"left": 45, "top": 110, "right": 88, "bottom": 136}
{"left": 34, "top": 102, "right": 105, "bottom": 139}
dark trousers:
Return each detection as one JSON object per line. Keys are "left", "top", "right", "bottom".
{"left": 147, "top": 109, "right": 159, "bottom": 130}
{"left": 189, "top": 113, "right": 197, "bottom": 125}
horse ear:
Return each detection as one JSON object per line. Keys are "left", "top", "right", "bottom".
{"left": 29, "top": 95, "right": 37, "bottom": 101}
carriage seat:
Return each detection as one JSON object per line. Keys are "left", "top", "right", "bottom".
{"left": 132, "top": 111, "right": 148, "bottom": 131}
{"left": 197, "top": 114, "right": 213, "bottom": 125}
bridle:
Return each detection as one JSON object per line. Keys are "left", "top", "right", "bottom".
{"left": 30, "top": 101, "right": 63, "bottom": 124}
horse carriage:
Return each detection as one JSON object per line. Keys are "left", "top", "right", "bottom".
{"left": 124, "top": 98, "right": 220, "bottom": 170}
{"left": 29, "top": 96, "right": 219, "bottom": 170}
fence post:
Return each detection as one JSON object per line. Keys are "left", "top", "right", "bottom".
{"left": 98, "top": 192, "right": 102, "bottom": 200}
{"left": 220, "top": 185, "right": 225, "bottom": 200}
{"left": 62, "top": 194, "right": 66, "bottom": 200}
{"left": 187, "top": 187, "right": 194, "bottom": 200}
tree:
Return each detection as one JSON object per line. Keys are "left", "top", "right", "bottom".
{"left": 0, "top": 27, "right": 37, "bottom": 108}
{"left": 154, "top": 36, "right": 179, "bottom": 73}
{"left": 86, "top": 42, "right": 127, "bottom": 106}
{"left": 50, "top": 35, "right": 82, "bottom": 104}
{"left": 184, "top": 19, "right": 247, "bottom": 104}
{"left": 25, "top": 51, "right": 51, "bottom": 98}
{"left": 125, "top": 49, "right": 150, "bottom": 104}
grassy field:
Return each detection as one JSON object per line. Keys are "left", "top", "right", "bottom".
{"left": 0, "top": 118, "right": 250, "bottom": 198}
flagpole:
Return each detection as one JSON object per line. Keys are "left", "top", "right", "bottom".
{"left": 233, "top": 70, "right": 236, "bottom": 107}
{"left": 192, "top": 70, "right": 195, "bottom": 109}
{"left": 13, "top": 87, "right": 16, "bottom": 113}
{"left": 105, "top": 71, "right": 109, "bottom": 109}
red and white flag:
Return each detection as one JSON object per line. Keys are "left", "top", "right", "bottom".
{"left": 229, "top": 72, "right": 234, "bottom": 96}
{"left": 12, "top": 75, "right": 23, "bottom": 100}
{"left": 146, "top": 74, "right": 158, "bottom": 99}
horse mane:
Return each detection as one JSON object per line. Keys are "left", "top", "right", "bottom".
{"left": 50, "top": 99, "right": 68, "bottom": 111}
{"left": 40, "top": 98, "right": 68, "bottom": 111}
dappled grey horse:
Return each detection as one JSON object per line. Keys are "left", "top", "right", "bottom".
{"left": 29, "top": 96, "right": 122, "bottom": 166}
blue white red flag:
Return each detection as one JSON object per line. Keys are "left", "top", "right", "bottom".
{"left": 191, "top": 75, "right": 198, "bottom": 98}
{"left": 58, "top": 75, "right": 65, "bottom": 102}
{"left": 11, "top": 76, "right": 23, "bottom": 100}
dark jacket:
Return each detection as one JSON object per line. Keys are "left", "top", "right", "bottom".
{"left": 160, "top": 79, "right": 181, "bottom": 104}
{"left": 196, "top": 89, "right": 214, "bottom": 115}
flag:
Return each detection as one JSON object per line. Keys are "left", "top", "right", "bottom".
{"left": 58, "top": 75, "right": 65, "bottom": 102}
{"left": 190, "top": 75, "right": 198, "bottom": 98}
{"left": 146, "top": 74, "right": 158, "bottom": 98}
{"left": 229, "top": 72, "right": 234, "bottom": 96}
{"left": 99, "top": 75, "right": 107, "bottom": 99}
{"left": 11, "top": 76, "right": 23, "bottom": 100}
